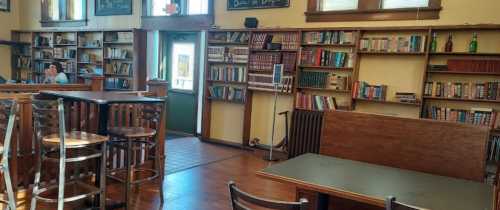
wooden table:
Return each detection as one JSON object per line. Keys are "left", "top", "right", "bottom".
{"left": 39, "top": 90, "right": 164, "bottom": 209}
{"left": 40, "top": 91, "right": 163, "bottom": 135}
{"left": 257, "top": 153, "right": 493, "bottom": 210}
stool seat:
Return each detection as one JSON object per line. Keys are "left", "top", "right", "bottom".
{"left": 43, "top": 131, "right": 108, "bottom": 147}
{"left": 108, "top": 127, "right": 157, "bottom": 138}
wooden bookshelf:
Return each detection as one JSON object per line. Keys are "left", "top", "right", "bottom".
{"left": 11, "top": 29, "right": 146, "bottom": 90}
{"left": 354, "top": 98, "right": 421, "bottom": 106}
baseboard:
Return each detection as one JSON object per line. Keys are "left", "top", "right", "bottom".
{"left": 201, "top": 137, "right": 252, "bottom": 150}
{"left": 167, "top": 130, "right": 195, "bottom": 137}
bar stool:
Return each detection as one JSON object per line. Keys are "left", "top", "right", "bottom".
{"left": 107, "top": 101, "right": 165, "bottom": 209}
{"left": 30, "top": 98, "right": 108, "bottom": 210}
{"left": 0, "top": 100, "right": 18, "bottom": 210}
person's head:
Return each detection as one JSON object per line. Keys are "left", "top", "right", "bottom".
{"left": 50, "top": 62, "right": 64, "bottom": 74}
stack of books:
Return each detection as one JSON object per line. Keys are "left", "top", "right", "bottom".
{"left": 359, "top": 35, "right": 426, "bottom": 53}
{"left": 424, "top": 81, "right": 500, "bottom": 100}
{"left": 106, "top": 47, "right": 129, "bottom": 59}
{"left": 301, "top": 48, "right": 353, "bottom": 67}
{"left": 209, "top": 65, "right": 247, "bottom": 82}
{"left": 395, "top": 92, "right": 418, "bottom": 103}
{"left": 302, "top": 31, "right": 355, "bottom": 45}
{"left": 299, "top": 71, "right": 351, "bottom": 90}
{"left": 248, "top": 73, "right": 293, "bottom": 93}
{"left": 208, "top": 46, "right": 249, "bottom": 63}
{"left": 296, "top": 92, "right": 337, "bottom": 111}
{"left": 352, "top": 81, "right": 388, "bottom": 101}
{"left": 208, "top": 85, "right": 246, "bottom": 102}
{"left": 282, "top": 52, "right": 297, "bottom": 72}
{"left": 248, "top": 53, "right": 281, "bottom": 72}
{"left": 250, "top": 33, "right": 299, "bottom": 50}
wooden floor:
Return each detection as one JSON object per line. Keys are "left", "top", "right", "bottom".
{"left": 17, "top": 138, "right": 296, "bottom": 210}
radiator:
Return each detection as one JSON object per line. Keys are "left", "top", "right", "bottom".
{"left": 288, "top": 109, "right": 324, "bottom": 158}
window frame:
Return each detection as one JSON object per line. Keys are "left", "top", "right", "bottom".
{"left": 306, "top": 0, "right": 442, "bottom": 22}
{"left": 40, "top": 0, "right": 87, "bottom": 27}
{"left": 141, "top": 0, "right": 214, "bottom": 31}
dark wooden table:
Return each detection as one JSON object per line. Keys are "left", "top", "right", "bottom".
{"left": 257, "top": 153, "right": 494, "bottom": 210}
{"left": 40, "top": 90, "right": 164, "bottom": 209}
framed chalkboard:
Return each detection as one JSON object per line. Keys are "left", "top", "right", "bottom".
{"left": 228, "top": 0, "right": 290, "bottom": 10}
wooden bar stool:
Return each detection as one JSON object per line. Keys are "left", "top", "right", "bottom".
{"left": 30, "top": 98, "right": 108, "bottom": 210}
{"left": 0, "top": 100, "right": 18, "bottom": 210}
{"left": 107, "top": 101, "right": 165, "bottom": 209}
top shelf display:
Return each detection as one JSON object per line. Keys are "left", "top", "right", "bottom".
{"left": 359, "top": 35, "right": 427, "bottom": 53}
{"left": 250, "top": 32, "right": 300, "bottom": 50}
{"left": 302, "top": 31, "right": 356, "bottom": 46}
{"left": 208, "top": 31, "right": 249, "bottom": 45}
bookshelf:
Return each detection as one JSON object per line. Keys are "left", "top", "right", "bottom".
{"left": 10, "top": 29, "right": 146, "bottom": 90}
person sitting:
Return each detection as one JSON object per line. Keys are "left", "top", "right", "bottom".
{"left": 44, "top": 62, "right": 69, "bottom": 84}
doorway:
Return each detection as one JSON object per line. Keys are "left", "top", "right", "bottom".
{"left": 163, "top": 32, "right": 201, "bottom": 136}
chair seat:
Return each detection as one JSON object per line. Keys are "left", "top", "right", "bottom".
{"left": 42, "top": 131, "right": 108, "bottom": 147}
{"left": 108, "top": 127, "right": 157, "bottom": 138}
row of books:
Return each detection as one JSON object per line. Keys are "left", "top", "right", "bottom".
{"left": 423, "top": 106, "right": 499, "bottom": 128}
{"left": 359, "top": 35, "right": 426, "bottom": 53}
{"left": 424, "top": 81, "right": 500, "bottom": 100}
{"left": 34, "top": 62, "right": 50, "bottom": 73}
{"left": 248, "top": 73, "right": 294, "bottom": 93}
{"left": 104, "top": 32, "right": 133, "bottom": 43}
{"left": 296, "top": 92, "right": 337, "bottom": 111}
{"left": 250, "top": 33, "right": 300, "bottom": 50}
{"left": 15, "top": 57, "right": 31, "bottom": 69}
{"left": 105, "top": 62, "right": 132, "bottom": 76}
{"left": 301, "top": 48, "right": 353, "bottom": 68}
{"left": 208, "top": 85, "right": 246, "bottom": 102}
{"left": 60, "top": 61, "right": 76, "bottom": 73}
{"left": 299, "top": 71, "right": 351, "bottom": 90}
{"left": 447, "top": 59, "right": 500, "bottom": 73}
{"left": 302, "top": 31, "right": 355, "bottom": 45}
{"left": 105, "top": 78, "right": 131, "bottom": 89}
{"left": 248, "top": 53, "right": 281, "bottom": 72}
{"left": 106, "top": 47, "right": 130, "bottom": 59}
{"left": 54, "top": 48, "right": 76, "bottom": 59}
{"left": 352, "top": 81, "right": 388, "bottom": 101}
{"left": 34, "top": 35, "right": 52, "bottom": 47}
{"left": 209, "top": 32, "right": 249, "bottom": 44}
{"left": 207, "top": 46, "right": 249, "bottom": 63}
{"left": 34, "top": 50, "right": 53, "bottom": 59}
{"left": 209, "top": 65, "right": 247, "bottom": 82}
{"left": 488, "top": 135, "right": 500, "bottom": 162}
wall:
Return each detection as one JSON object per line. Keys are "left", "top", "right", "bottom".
{"left": 19, "top": 0, "right": 141, "bottom": 30}
{"left": 0, "top": 0, "right": 20, "bottom": 79}
{"left": 211, "top": 0, "right": 500, "bottom": 145}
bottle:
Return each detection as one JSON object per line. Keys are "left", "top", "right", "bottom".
{"left": 445, "top": 33, "right": 453, "bottom": 52}
{"left": 469, "top": 32, "right": 478, "bottom": 53}
{"left": 430, "top": 32, "right": 437, "bottom": 53}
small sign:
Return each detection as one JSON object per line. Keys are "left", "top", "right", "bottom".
{"left": 273, "top": 64, "right": 283, "bottom": 85}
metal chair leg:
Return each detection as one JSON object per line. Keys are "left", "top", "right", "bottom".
{"left": 57, "top": 151, "right": 66, "bottom": 210}
{"left": 100, "top": 143, "right": 107, "bottom": 210}
{"left": 3, "top": 161, "right": 16, "bottom": 210}
{"left": 125, "top": 138, "right": 133, "bottom": 210}
{"left": 30, "top": 156, "right": 42, "bottom": 210}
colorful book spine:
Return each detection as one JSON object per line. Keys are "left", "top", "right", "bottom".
{"left": 296, "top": 92, "right": 337, "bottom": 111}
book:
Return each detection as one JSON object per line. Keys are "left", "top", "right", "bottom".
{"left": 359, "top": 35, "right": 426, "bottom": 53}
{"left": 209, "top": 65, "right": 247, "bottom": 82}
{"left": 296, "top": 92, "right": 338, "bottom": 111}
{"left": 301, "top": 48, "right": 353, "bottom": 68}
{"left": 424, "top": 81, "right": 499, "bottom": 100}
{"left": 424, "top": 105, "right": 497, "bottom": 128}
{"left": 352, "top": 81, "right": 388, "bottom": 101}
{"left": 302, "top": 31, "right": 355, "bottom": 45}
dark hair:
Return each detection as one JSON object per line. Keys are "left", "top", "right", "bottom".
{"left": 51, "top": 62, "right": 64, "bottom": 73}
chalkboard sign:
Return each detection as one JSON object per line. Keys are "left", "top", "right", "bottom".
{"left": 228, "top": 0, "right": 290, "bottom": 10}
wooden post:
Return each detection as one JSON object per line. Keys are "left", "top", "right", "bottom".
{"left": 147, "top": 80, "right": 168, "bottom": 97}
{"left": 89, "top": 76, "right": 105, "bottom": 91}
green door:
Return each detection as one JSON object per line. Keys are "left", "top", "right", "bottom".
{"left": 163, "top": 32, "right": 199, "bottom": 135}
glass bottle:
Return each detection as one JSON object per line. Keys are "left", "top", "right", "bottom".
{"left": 469, "top": 32, "right": 478, "bottom": 53}
{"left": 430, "top": 32, "right": 437, "bottom": 53}
{"left": 444, "top": 33, "right": 453, "bottom": 52}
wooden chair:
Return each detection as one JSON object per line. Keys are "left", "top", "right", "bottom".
{"left": 386, "top": 196, "right": 427, "bottom": 210}
{"left": 0, "top": 100, "right": 18, "bottom": 210}
{"left": 30, "top": 98, "right": 108, "bottom": 210}
{"left": 106, "top": 100, "right": 166, "bottom": 209}
{"left": 228, "top": 181, "right": 308, "bottom": 210}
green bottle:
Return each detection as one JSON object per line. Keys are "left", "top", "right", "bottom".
{"left": 469, "top": 32, "right": 478, "bottom": 53}
{"left": 430, "top": 32, "right": 437, "bottom": 52}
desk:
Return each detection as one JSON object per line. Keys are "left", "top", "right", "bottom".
{"left": 257, "top": 153, "right": 493, "bottom": 210}
{"left": 39, "top": 91, "right": 165, "bottom": 209}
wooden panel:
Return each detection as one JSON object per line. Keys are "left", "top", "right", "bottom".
{"left": 320, "top": 110, "right": 489, "bottom": 181}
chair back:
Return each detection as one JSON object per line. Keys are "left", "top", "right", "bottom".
{"left": 386, "top": 196, "right": 427, "bottom": 210}
{"left": 228, "top": 181, "right": 308, "bottom": 210}
{"left": 0, "top": 99, "right": 17, "bottom": 159}
{"left": 32, "top": 98, "right": 66, "bottom": 151}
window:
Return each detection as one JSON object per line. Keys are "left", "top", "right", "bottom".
{"left": 149, "top": 0, "right": 209, "bottom": 16}
{"left": 41, "top": 0, "right": 87, "bottom": 27}
{"left": 320, "top": 0, "right": 358, "bottom": 11}
{"left": 171, "top": 43, "right": 195, "bottom": 91}
{"left": 382, "top": 0, "right": 429, "bottom": 9}
{"left": 307, "top": 0, "right": 441, "bottom": 22}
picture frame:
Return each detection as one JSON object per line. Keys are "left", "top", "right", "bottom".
{"left": 0, "top": 0, "right": 10, "bottom": 12}
{"left": 227, "top": 0, "right": 290, "bottom": 10}
{"left": 95, "top": 0, "right": 132, "bottom": 16}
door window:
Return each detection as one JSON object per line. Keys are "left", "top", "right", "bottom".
{"left": 171, "top": 42, "right": 195, "bottom": 91}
